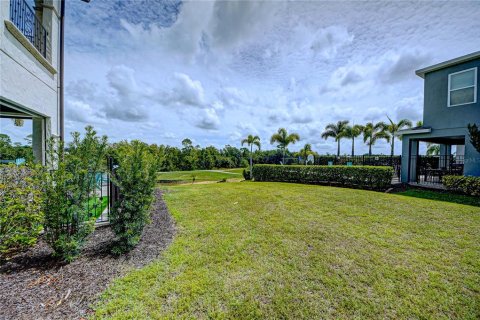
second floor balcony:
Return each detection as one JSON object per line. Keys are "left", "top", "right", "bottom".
{"left": 9, "top": 0, "right": 48, "bottom": 59}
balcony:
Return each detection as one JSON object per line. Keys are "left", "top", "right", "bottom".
{"left": 9, "top": 0, "right": 48, "bottom": 58}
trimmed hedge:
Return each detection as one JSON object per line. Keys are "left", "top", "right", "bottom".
{"left": 252, "top": 164, "right": 394, "bottom": 190}
{"left": 443, "top": 175, "right": 480, "bottom": 196}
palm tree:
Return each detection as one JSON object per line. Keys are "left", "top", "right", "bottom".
{"left": 321, "top": 120, "right": 349, "bottom": 157}
{"left": 342, "top": 124, "right": 363, "bottom": 157}
{"left": 362, "top": 122, "right": 390, "bottom": 156}
{"left": 384, "top": 116, "right": 412, "bottom": 157}
{"left": 241, "top": 134, "right": 261, "bottom": 179}
{"left": 426, "top": 143, "right": 440, "bottom": 156}
{"left": 297, "top": 143, "right": 313, "bottom": 165}
{"left": 270, "top": 128, "right": 300, "bottom": 164}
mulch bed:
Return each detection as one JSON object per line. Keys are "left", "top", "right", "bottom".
{"left": 0, "top": 189, "right": 175, "bottom": 320}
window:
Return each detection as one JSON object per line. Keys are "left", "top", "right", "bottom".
{"left": 448, "top": 67, "right": 477, "bottom": 107}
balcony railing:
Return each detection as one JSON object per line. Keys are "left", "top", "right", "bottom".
{"left": 10, "top": 0, "right": 48, "bottom": 58}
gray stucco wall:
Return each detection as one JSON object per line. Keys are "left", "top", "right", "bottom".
{"left": 423, "top": 59, "right": 480, "bottom": 130}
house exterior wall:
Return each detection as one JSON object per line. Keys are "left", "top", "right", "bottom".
{"left": 423, "top": 59, "right": 480, "bottom": 130}
{"left": 0, "top": 0, "right": 61, "bottom": 163}
{"left": 400, "top": 55, "right": 480, "bottom": 182}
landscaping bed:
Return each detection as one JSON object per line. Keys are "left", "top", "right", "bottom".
{"left": 0, "top": 189, "right": 175, "bottom": 320}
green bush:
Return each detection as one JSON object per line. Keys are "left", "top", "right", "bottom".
{"left": 243, "top": 169, "right": 251, "bottom": 180}
{"left": 109, "top": 140, "right": 158, "bottom": 254}
{"left": 252, "top": 164, "right": 394, "bottom": 190}
{"left": 0, "top": 165, "right": 43, "bottom": 260}
{"left": 41, "top": 126, "right": 108, "bottom": 262}
{"left": 443, "top": 175, "right": 480, "bottom": 196}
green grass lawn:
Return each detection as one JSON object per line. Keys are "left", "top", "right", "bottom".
{"left": 157, "top": 168, "right": 244, "bottom": 183}
{"left": 87, "top": 196, "right": 109, "bottom": 218}
{"left": 95, "top": 182, "right": 480, "bottom": 319}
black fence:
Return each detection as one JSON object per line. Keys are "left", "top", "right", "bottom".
{"left": 86, "top": 157, "right": 121, "bottom": 223}
{"left": 10, "top": 0, "right": 48, "bottom": 58}
{"left": 412, "top": 155, "right": 464, "bottom": 185}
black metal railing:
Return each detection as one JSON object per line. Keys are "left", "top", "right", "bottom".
{"left": 85, "top": 157, "right": 121, "bottom": 224}
{"left": 10, "top": 0, "right": 48, "bottom": 58}
{"left": 412, "top": 155, "right": 464, "bottom": 185}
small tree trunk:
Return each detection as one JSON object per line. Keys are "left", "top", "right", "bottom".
{"left": 351, "top": 137, "right": 355, "bottom": 157}
{"left": 391, "top": 136, "right": 395, "bottom": 157}
{"left": 250, "top": 145, "right": 253, "bottom": 179}
{"left": 337, "top": 139, "right": 340, "bottom": 157}
{"left": 282, "top": 148, "right": 285, "bottom": 164}
{"left": 369, "top": 142, "right": 372, "bottom": 156}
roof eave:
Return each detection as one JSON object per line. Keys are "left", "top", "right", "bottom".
{"left": 415, "top": 51, "right": 480, "bottom": 79}
{"left": 396, "top": 128, "right": 432, "bottom": 136}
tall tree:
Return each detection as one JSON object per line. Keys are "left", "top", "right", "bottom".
{"left": 297, "top": 143, "right": 313, "bottom": 165}
{"left": 241, "top": 135, "right": 261, "bottom": 179}
{"left": 384, "top": 116, "right": 412, "bottom": 157}
{"left": 342, "top": 124, "right": 363, "bottom": 157}
{"left": 270, "top": 128, "right": 300, "bottom": 164}
{"left": 321, "top": 120, "right": 349, "bottom": 157}
{"left": 362, "top": 122, "right": 390, "bottom": 156}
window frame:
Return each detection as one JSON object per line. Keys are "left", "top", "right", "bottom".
{"left": 447, "top": 67, "right": 477, "bottom": 107}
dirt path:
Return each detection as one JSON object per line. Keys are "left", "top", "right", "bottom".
{"left": 0, "top": 189, "right": 175, "bottom": 320}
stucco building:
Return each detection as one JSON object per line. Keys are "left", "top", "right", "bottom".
{"left": 0, "top": 0, "right": 62, "bottom": 164}
{"left": 400, "top": 51, "right": 480, "bottom": 184}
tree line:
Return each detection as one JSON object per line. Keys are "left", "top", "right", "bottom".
{"left": 1, "top": 116, "right": 422, "bottom": 172}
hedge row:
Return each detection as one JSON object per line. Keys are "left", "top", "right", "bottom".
{"left": 443, "top": 175, "right": 480, "bottom": 196}
{"left": 252, "top": 164, "right": 394, "bottom": 190}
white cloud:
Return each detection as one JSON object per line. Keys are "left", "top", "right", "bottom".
{"left": 66, "top": 100, "right": 107, "bottom": 124}
{"left": 195, "top": 108, "right": 220, "bottom": 130}
{"left": 309, "top": 26, "right": 354, "bottom": 59}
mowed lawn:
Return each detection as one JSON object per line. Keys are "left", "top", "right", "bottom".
{"left": 157, "top": 168, "right": 243, "bottom": 183}
{"left": 95, "top": 182, "right": 480, "bottom": 319}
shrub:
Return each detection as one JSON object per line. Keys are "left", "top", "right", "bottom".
{"left": 0, "top": 165, "right": 43, "bottom": 260}
{"left": 41, "top": 126, "right": 108, "bottom": 262}
{"left": 109, "top": 140, "right": 158, "bottom": 254}
{"left": 252, "top": 164, "right": 394, "bottom": 190}
{"left": 243, "top": 169, "right": 251, "bottom": 180}
{"left": 443, "top": 175, "right": 480, "bottom": 196}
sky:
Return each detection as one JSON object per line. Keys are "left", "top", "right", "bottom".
{"left": 4, "top": 0, "right": 480, "bottom": 155}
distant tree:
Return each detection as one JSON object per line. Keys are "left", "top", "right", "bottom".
{"left": 342, "top": 124, "right": 363, "bottom": 157}
{"left": 297, "top": 143, "right": 313, "bottom": 164}
{"left": 384, "top": 116, "right": 412, "bottom": 157}
{"left": 321, "top": 120, "right": 349, "bottom": 157}
{"left": 180, "top": 138, "right": 198, "bottom": 171}
{"left": 362, "top": 122, "right": 390, "bottom": 156}
{"left": 241, "top": 135, "right": 261, "bottom": 179}
{"left": 426, "top": 143, "right": 440, "bottom": 156}
{"left": 416, "top": 120, "right": 423, "bottom": 127}
{"left": 270, "top": 128, "right": 300, "bottom": 164}
{"left": 467, "top": 123, "right": 480, "bottom": 153}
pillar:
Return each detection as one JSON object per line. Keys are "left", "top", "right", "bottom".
{"left": 439, "top": 144, "right": 452, "bottom": 169}
{"left": 32, "top": 117, "right": 45, "bottom": 165}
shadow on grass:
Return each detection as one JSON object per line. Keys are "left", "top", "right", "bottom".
{"left": 394, "top": 188, "right": 480, "bottom": 207}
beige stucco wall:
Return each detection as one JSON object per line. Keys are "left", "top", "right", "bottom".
{"left": 0, "top": 0, "right": 61, "bottom": 137}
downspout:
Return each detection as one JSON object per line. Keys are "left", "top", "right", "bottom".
{"left": 59, "top": 0, "right": 65, "bottom": 141}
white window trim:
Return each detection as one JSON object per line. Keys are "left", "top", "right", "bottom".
{"left": 447, "top": 67, "right": 477, "bottom": 107}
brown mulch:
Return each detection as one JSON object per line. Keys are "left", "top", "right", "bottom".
{"left": 0, "top": 189, "right": 175, "bottom": 320}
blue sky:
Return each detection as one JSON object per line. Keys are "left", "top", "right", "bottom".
{"left": 4, "top": 1, "right": 480, "bottom": 155}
